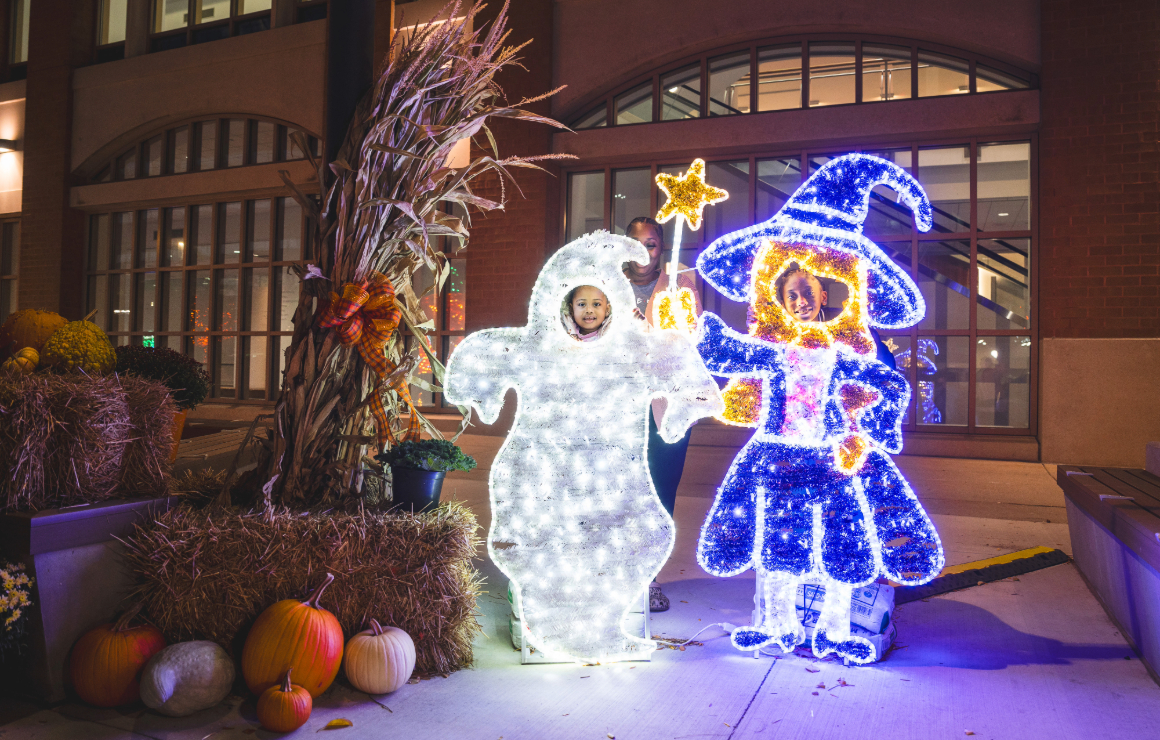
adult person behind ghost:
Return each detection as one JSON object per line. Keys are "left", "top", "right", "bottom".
{"left": 622, "top": 216, "right": 702, "bottom": 612}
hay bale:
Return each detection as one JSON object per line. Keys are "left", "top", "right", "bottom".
{"left": 0, "top": 373, "right": 175, "bottom": 512}
{"left": 120, "top": 503, "right": 482, "bottom": 677}
{"left": 120, "top": 375, "right": 177, "bottom": 498}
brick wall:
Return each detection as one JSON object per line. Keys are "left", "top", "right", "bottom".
{"left": 18, "top": 0, "right": 94, "bottom": 317}
{"left": 463, "top": 0, "right": 558, "bottom": 332}
{"left": 1039, "top": 0, "right": 1160, "bottom": 338}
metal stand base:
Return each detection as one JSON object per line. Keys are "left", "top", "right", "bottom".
{"left": 510, "top": 589, "right": 652, "bottom": 664}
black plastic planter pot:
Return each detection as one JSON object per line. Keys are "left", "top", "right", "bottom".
{"left": 390, "top": 467, "right": 446, "bottom": 512}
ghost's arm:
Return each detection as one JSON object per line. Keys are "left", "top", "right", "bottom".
{"left": 696, "top": 312, "right": 782, "bottom": 377}
{"left": 836, "top": 356, "right": 910, "bottom": 454}
{"left": 442, "top": 329, "right": 522, "bottom": 424}
{"left": 648, "top": 333, "right": 726, "bottom": 444}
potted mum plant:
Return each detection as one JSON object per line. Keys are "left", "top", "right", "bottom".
{"left": 0, "top": 560, "right": 34, "bottom": 661}
{"left": 376, "top": 440, "right": 477, "bottom": 512}
{"left": 115, "top": 345, "right": 211, "bottom": 461}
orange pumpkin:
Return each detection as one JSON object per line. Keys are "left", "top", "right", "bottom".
{"left": 241, "top": 573, "right": 344, "bottom": 697}
{"left": 256, "top": 670, "right": 312, "bottom": 733}
{"left": 69, "top": 605, "right": 167, "bottom": 707}
{"left": 0, "top": 309, "right": 67, "bottom": 359}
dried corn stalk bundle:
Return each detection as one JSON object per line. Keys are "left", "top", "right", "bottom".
{"left": 120, "top": 502, "right": 482, "bottom": 676}
{"left": 259, "top": 1, "right": 569, "bottom": 507}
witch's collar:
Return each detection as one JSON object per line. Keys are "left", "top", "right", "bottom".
{"left": 750, "top": 239, "right": 876, "bottom": 356}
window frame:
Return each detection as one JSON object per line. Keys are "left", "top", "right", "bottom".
{"left": 149, "top": 0, "right": 274, "bottom": 52}
{"left": 83, "top": 194, "right": 316, "bottom": 404}
{"left": 569, "top": 34, "right": 1035, "bottom": 129}
{"left": 0, "top": 218, "right": 19, "bottom": 325}
{"left": 94, "top": 116, "right": 319, "bottom": 184}
{"left": 559, "top": 135, "right": 1038, "bottom": 437}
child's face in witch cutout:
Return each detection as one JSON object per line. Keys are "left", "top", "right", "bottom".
{"left": 571, "top": 286, "right": 609, "bottom": 334}
{"left": 782, "top": 272, "right": 828, "bottom": 323}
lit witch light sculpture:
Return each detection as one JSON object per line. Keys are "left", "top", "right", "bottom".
{"left": 443, "top": 233, "right": 723, "bottom": 664}
{"left": 695, "top": 154, "right": 945, "bottom": 664}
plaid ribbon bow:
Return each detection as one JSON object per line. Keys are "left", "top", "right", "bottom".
{"left": 318, "top": 272, "right": 420, "bottom": 449}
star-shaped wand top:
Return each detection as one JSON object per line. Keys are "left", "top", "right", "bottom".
{"left": 655, "top": 158, "right": 729, "bottom": 231}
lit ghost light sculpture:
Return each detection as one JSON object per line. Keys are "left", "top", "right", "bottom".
{"left": 444, "top": 232, "right": 724, "bottom": 663}
{"left": 695, "top": 154, "right": 945, "bottom": 663}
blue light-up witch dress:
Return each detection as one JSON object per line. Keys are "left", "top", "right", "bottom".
{"left": 694, "top": 154, "right": 945, "bottom": 663}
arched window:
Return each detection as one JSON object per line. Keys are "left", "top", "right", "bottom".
{"left": 91, "top": 116, "right": 319, "bottom": 183}
{"left": 82, "top": 117, "right": 322, "bottom": 401}
{"left": 564, "top": 139, "right": 1035, "bottom": 435}
{"left": 571, "top": 36, "right": 1034, "bottom": 129}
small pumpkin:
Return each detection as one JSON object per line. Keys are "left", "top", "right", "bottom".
{"left": 343, "top": 619, "right": 416, "bottom": 695}
{"left": 241, "top": 573, "right": 344, "bottom": 698}
{"left": 0, "top": 309, "right": 67, "bottom": 358}
{"left": 2, "top": 346, "right": 37, "bottom": 375}
{"left": 256, "top": 669, "right": 312, "bottom": 733}
{"left": 70, "top": 605, "right": 167, "bottom": 707}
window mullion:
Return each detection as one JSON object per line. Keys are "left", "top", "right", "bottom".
{"left": 967, "top": 139, "right": 979, "bottom": 432}
{"left": 749, "top": 44, "right": 758, "bottom": 116}
{"left": 854, "top": 39, "right": 862, "bottom": 104}
{"left": 800, "top": 41, "right": 809, "bottom": 109}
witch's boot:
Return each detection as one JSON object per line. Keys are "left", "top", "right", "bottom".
{"left": 731, "top": 571, "right": 805, "bottom": 652}
{"left": 811, "top": 581, "right": 875, "bottom": 664}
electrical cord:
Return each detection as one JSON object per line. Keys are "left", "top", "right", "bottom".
{"left": 669, "top": 621, "right": 738, "bottom": 647}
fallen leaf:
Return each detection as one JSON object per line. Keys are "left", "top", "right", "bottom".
{"left": 837, "top": 678, "right": 852, "bottom": 687}
{"left": 680, "top": 600, "right": 689, "bottom": 603}
{"left": 805, "top": 667, "right": 820, "bottom": 673}
{"left": 320, "top": 719, "right": 353, "bottom": 731}
{"left": 900, "top": 679, "right": 911, "bottom": 681}
{"left": 816, "top": 683, "right": 826, "bottom": 689}
{"left": 724, "top": 723, "right": 731, "bottom": 728}
{"left": 811, "top": 691, "right": 819, "bottom": 696}
{"left": 580, "top": 676, "right": 590, "bottom": 679}
{"left": 608, "top": 735, "right": 616, "bottom": 739}
{"left": 965, "top": 733, "right": 975, "bottom": 736}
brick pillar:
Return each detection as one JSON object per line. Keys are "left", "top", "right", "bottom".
{"left": 466, "top": 0, "right": 558, "bottom": 331}
{"left": 19, "top": 0, "right": 95, "bottom": 317}
{"left": 1039, "top": 0, "right": 1160, "bottom": 339}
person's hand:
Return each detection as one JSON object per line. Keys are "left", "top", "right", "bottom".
{"left": 633, "top": 307, "right": 647, "bottom": 321}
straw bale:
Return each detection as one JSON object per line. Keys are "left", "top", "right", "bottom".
{"left": 120, "top": 503, "right": 482, "bottom": 677}
{"left": 120, "top": 375, "right": 177, "bottom": 498}
{"left": 0, "top": 373, "right": 175, "bottom": 512}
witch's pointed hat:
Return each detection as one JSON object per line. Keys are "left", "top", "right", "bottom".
{"left": 697, "top": 154, "right": 932, "bottom": 329}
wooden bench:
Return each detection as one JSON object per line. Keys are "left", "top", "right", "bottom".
{"left": 1058, "top": 463, "right": 1160, "bottom": 681}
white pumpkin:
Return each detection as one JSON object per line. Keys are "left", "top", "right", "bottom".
{"left": 139, "top": 640, "right": 235, "bottom": 717}
{"left": 342, "top": 619, "right": 416, "bottom": 695}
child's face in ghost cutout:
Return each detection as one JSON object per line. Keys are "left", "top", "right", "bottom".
{"left": 781, "top": 272, "right": 828, "bottom": 323}
{"left": 571, "top": 286, "right": 609, "bottom": 335}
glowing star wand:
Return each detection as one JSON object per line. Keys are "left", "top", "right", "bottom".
{"left": 653, "top": 159, "right": 728, "bottom": 332}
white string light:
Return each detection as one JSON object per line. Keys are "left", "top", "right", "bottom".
{"left": 444, "top": 231, "right": 724, "bottom": 664}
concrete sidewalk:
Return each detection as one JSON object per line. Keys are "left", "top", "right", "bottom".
{"left": 2, "top": 438, "right": 1158, "bottom": 740}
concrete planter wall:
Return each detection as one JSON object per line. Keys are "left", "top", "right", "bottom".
{"left": 0, "top": 496, "right": 174, "bottom": 702}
